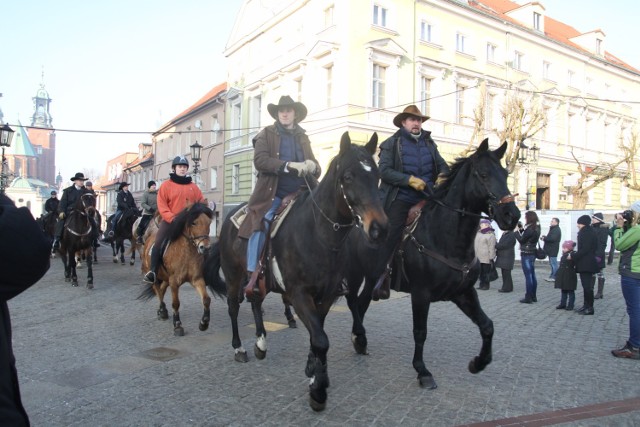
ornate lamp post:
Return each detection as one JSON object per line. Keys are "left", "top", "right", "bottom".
{"left": 517, "top": 139, "right": 539, "bottom": 210}
{"left": 0, "top": 123, "right": 15, "bottom": 195}
{"left": 190, "top": 140, "right": 203, "bottom": 186}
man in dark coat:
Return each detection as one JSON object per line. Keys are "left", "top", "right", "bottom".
{"left": 238, "top": 95, "right": 320, "bottom": 297}
{"left": 52, "top": 172, "right": 91, "bottom": 252}
{"left": 0, "top": 193, "right": 51, "bottom": 426}
{"left": 44, "top": 190, "right": 59, "bottom": 215}
{"left": 107, "top": 182, "right": 137, "bottom": 239}
{"left": 570, "top": 215, "right": 599, "bottom": 315}
{"left": 495, "top": 228, "right": 517, "bottom": 292}
{"left": 591, "top": 212, "right": 609, "bottom": 299}
{"left": 542, "top": 217, "right": 561, "bottom": 282}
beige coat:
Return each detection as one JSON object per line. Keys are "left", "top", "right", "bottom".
{"left": 474, "top": 230, "right": 497, "bottom": 264}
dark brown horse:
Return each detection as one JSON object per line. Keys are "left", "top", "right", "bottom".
{"left": 106, "top": 208, "right": 139, "bottom": 265}
{"left": 54, "top": 192, "right": 97, "bottom": 288}
{"left": 36, "top": 212, "right": 56, "bottom": 242}
{"left": 138, "top": 203, "right": 225, "bottom": 336}
{"left": 205, "top": 132, "right": 388, "bottom": 411}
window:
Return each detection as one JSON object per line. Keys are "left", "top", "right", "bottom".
{"left": 513, "top": 51, "right": 524, "bottom": 71}
{"left": 456, "top": 33, "right": 467, "bottom": 53}
{"left": 420, "top": 21, "right": 433, "bottom": 42}
{"left": 325, "top": 64, "right": 333, "bottom": 108}
{"left": 596, "top": 38, "right": 602, "bottom": 55}
{"left": 372, "top": 64, "right": 386, "bottom": 108}
{"left": 567, "top": 70, "right": 575, "bottom": 88}
{"left": 373, "top": 4, "right": 387, "bottom": 27}
{"left": 324, "top": 5, "right": 334, "bottom": 28}
{"left": 230, "top": 101, "right": 242, "bottom": 139}
{"left": 543, "top": 61, "right": 552, "bottom": 80}
{"left": 210, "top": 168, "right": 217, "bottom": 190}
{"left": 249, "top": 95, "right": 261, "bottom": 130}
{"left": 533, "top": 12, "right": 541, "bottom": 30}
{"left": 419, "top": 76, "right": 432, "bottom": 117}
{"left": 455, "top": 85, "right": 465, "bottom": 124}
{"left": 231, "top": 164, "right": 240, "bottom": 195}
{"left": 486, "top": 43, "right": 496, "bottom": 63}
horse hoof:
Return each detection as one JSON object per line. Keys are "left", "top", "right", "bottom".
{"left": 288, "top": 319, "right": 297, "bottom": 328}
{"left": 418, "top": 375, "right": 437, "bottom": 389}
{"left": 234, "top": 351, "right": 248, "bottom": 363}
{"left": 157, "top": 309, "right": 169, "bottom": 320}
{"left": 112, "top": 259, "right": 118, "bottom": 263}
{"left": 254, "top": 345, "right": 267, "bottom": 360}
{"left": 72, "top": 282, "right": 79, "bottom": 287}
{"left": 121, "top": 261, "right": 125, "bottom": 265}
{"left": 86, "top": 281, "right": 94, "bottom": 289}
{"left": 174, "top": 327, "right": 184, "bottom": 337}
{"left": 65, "top": 278, "right": 71, "bottom": 282}
{"left": 309, "top": 391, "right": 327, "bottom": 412}
{"left": 129, "top": 260, "right": 135, "bottom": 266}
{"left": 199, "top": 322, "right": 209, "bottom": 331}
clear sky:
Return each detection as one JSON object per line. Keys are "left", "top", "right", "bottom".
{"left": 0, "top": 0, "right": 637, "bottom": 185}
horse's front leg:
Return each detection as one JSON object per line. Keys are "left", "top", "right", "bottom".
{"left": 129, "top": 240, "right": 136, "bottom": 266}
{"left": 451, "top": 287, "right": 494, "bottom": 374}
{"left": 86, "top": 250, "right": 94, "bottom": 289}
{"left": 193, "top": 278, "right": 211, "bottom": 331}
{"left": 69, "top": 250, "right": 79, "bottom": 287}
{"left": 411, "top": 289, "right": 436, "bottom": 389}
{"left": 251, "top": 298, "right": 268, "bottom": 360}
{"left": 170, "top": 282, "right": 183, "bottom": 336}
{"left": 111, "top": 242, "right": 118, "bottom": 263}
{"left": 155, "top": 281, "right": 169, "bottom": 320}
{"left": 119, "top": 242, "right": 125, "bottom": 265}
{"left": 346, "top": 275, "right": 374, "bottom": 355}
{"left": 60, "top": 251, "right": 71, "bottom": 282}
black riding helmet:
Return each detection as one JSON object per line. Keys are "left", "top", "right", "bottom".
{"left": 171, "top": 156, "right": 189, "bottom": 168}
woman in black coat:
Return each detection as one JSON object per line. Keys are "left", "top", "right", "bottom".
{"left": 495, "top": 228, "right": 517, "bottom": 292}
{"left": 570, "top": 215, "right": 599, "bottom": 315}
{"left": 515, "top": 211, "right": 541, "bottom": 304}
{"left": 0, "top": 194, "right": 51, "bottom": 426}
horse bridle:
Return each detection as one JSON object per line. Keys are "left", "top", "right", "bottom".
{"left": 304, "top": 175, "right": 361, "bottom": 232}
{"left": 183, "top": 231, "right": 210, "bottom": 249}
{"left": 65, "top": 194, "right": 96, "bottom": 237}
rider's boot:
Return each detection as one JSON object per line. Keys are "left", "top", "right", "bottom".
{"left": 372, "top": 266, "right": 391, "bottom": 301}
{"left": 51, "top": 237, "right": 60, "bottom": 253}
{"left": 243, "top": 269, "right": 262, "bottom": 300}
{"left": 336, "top": 279, "right": 349, "bottom": 297}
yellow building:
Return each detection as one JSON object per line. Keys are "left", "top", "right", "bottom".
{"left": 223, "top": 0, "right": 639, "bottom": 214}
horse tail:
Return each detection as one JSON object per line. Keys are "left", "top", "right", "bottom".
{"left": 137, "top": 282, "right": 157, "bottom": 301}
{"left": 203, "top": 242, "right": 227, "bottom": 299}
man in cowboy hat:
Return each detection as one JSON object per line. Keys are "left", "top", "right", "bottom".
{"left": 237, "top": 95, "right": 321, "bottom": 298}
{"left": 52, "top": 172, "right": 92, "bottom": 252}
{"left": 107, "top": 182, "right": 138, "bottom": 239}
{"left": 374, "top": 105, "right": 450, "bottom": 299}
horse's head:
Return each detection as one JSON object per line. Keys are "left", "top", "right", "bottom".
{"left": 333, "top": 132, "right": 388, "bottom": 244}
{"left": 78, "top": 193, "right": 97, "bottom": 216}
{"left": 169, "top": 203, "right": 213, "bottom": 254}
{"left": 460, "top": 139, "right": 520, "bottom": 230}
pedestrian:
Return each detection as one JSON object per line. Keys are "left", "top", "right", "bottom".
{"left": 591, "top": 212, "right": 610, "bottom": 299}
{"left": 237, "top": 95, "right": 321, "bottom": 297}
{"left": 107, "top": 182, "right": 137, "bottom": 238}
{"left": 611, "top": 202, "right": 640, "bottom": 360}
{"left": 569, "top": 215, "right": 599, "bottom": 315}
{"left": 474, "top": 219, "right": 496, "bottom": 290}
{"left": 0, "top": 193, "right": 51, "bottom": 426}
{"left": 136, "top": 181, "right": 158, "bottom": 244}
{"left": 516, "top": 211, "right": 541, "bottom": 304}
{"left": 555, "top": 240, "right": 577, "bottom": 310}
{"left": 143, "top": 156, "right": 204, "bottom": 284}
{"left": 541, "top": 217, "right": 561, "bottom": 282}
{"left": 375, "top": 104, "right": 450, "bottom": 298}
{"left": 495, "top": 226, "right": 517, "bottom": 293}
{"left": 51, "top": 172, "right": 98, "bottom": 252}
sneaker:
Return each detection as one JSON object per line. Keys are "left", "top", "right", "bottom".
{"left": 611, "top": 342, "right": 640, "bottom": 360}
{"left": 545, "top": 277, "right": 555, "bottom": 282}
{"left": 143, "top": 271, "right": 156, "bottom": 284}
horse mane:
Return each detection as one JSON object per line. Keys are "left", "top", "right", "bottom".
{"left": 166, "top": 203, "right": 213, "bottom": 242}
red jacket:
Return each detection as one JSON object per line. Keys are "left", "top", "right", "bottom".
{"left": 157, "top": 179, "right": 204, "bottom": 223}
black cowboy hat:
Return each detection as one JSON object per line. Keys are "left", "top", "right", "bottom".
{"left": 393, "top": 105, "right": 430, "bottom": 128}
{"left": 266, "top": 95, "right": 308, "bottom": 123}
{"left": 70, "top": 172, "right": 89, "bottom": 181}
{"left": 118, "top": 182, "right": 130, "bottom": 191}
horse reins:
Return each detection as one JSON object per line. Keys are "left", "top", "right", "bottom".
{"left": 303, "top": 175, "right": 360, "bottom": 232}
{"left": 65, "top": 193, "right": 97, "bottom": 237}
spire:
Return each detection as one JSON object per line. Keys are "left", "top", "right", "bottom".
{"left": 31, "top": 71, "right": 53, "bottom": 128}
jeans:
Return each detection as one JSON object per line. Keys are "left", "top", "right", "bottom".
{"left": 621, "top": 275, "right": 640, "bottom": 348}
{"left": 521, "top": 254, "right": 537, "bottom": 297}
{"left": 246, "top": 197, "right": 282, "bottom": 273}
{"left": 560, "top": 290, "right": 575, "bottom": 307}
{"left": 549, "top": 256, "right": 558, "bottom": 279}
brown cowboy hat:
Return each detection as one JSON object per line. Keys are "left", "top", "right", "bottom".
{"left": 70, "top": 172, "right": 89, "bottom": 181}
{"left": 393, "top": 105, "right": 430, "bottom": 128}
{"left": 266, "top": 95, "right": 308, "bottom": 123}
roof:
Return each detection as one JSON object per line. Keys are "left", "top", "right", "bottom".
{"left": 10, "top": 176, "right": 56, "bottom": 197}
{"left": 7, "top": 121, "right": 37, "bottom": 157}
{"left": 155, "top": 82, "right": 227, "bottom": 134}
{"left": 470, "top": 0, "right": 638, "bottom": 73}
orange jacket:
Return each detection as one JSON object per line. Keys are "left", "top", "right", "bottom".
{"left": 157, "top": 179, "right": 204, "bottom": 223}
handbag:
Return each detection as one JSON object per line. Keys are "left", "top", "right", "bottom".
{"left": 535, "top": 243, "right": 547, "bottom": 260}
{"left": 489, "top": 261, "right": 499, "bottom": 281}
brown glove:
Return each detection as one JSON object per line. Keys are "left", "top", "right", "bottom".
{"left": 408, "top": 176, "right": 426, "bottom": 191}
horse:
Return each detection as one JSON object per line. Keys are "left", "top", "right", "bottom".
{"left": 344, "top": 138, "right": 520, "bottom": 390}
{"left": 36, "top": 212, "right": 56, "bottom": 243}
{"left": 107, "top": 208, "right": 139, "bottom": 265}
{"left": 138, "top": 203, "right": 225, "bottom": 336}
{"left": 54, "top": 192, "right": 97, "bottom": 288}
{"left": 75, "top": 210, "right": 102, "bottom": 267}
{"left": 205, "top": 132, "right": 388, "bottom": 411}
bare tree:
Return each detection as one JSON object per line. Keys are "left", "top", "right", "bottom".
{"left": 620, "top": 130, "right": 640, "bottom": 191}
{"left": 568, "top": 151, "right": 626, "bottom": 209}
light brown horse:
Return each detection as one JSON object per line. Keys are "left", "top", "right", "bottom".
{"left": 138, "top": 203, "right": 225, "bottom": 336}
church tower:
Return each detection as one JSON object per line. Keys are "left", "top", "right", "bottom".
{"left": 27, "top": 73, "right": 56, "bottom": 185}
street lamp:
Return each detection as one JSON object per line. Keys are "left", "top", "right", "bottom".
{"left": 190, "top": 140, "right": 203, "bottom": 185}
{"left": 0, "top": 123, "right": 15, "bottom": 195}
{"left": 517, "top": 139, "right": 539, "bottom": 210}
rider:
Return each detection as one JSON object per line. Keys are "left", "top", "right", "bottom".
{"left": 237, "top": 95, "right": 320, "bottom": 297}
{"left": 44, "top": 190, "right": 59, "bottom": 216}
{"left": 107, "top": 182, "right": 137, "bottom": 239}
{"left": 143, "top": 156, "right": 204, "bottom": 284}
{"left": 375, "top": 105, "right": 450, "bottom": 299}
{"left": 84, "top": 181, "right": 96, "bottom": 195}
{"left": 136, "top": 180, "right": 158, "bottom": 244}
{"left": 52, "top": 172, "right": 97, "bottom": 252}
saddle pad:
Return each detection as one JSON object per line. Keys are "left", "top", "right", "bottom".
{"left": 231, "top": 206, "right": 248, "bottom": 229}
{"left": 270, "top": 198, "right": 297, "bottom": 238}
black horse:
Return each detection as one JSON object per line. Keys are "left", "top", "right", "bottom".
{"left": 345, "top": 139, "right": 520, "bottom": 389}
{"left": 205, "top": 132, "right": 388, "bottom": 411}
{"left": 54, "top": 192, "right": 97, "bottom": 288}
{"left": 36, "top": 212, "right": 56, "bottom": 242}
{"left": 106, "top": 208, "right": 139, "bottom": 265}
